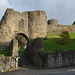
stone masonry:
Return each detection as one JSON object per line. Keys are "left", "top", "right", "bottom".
{"left": 0, "top": 8, "right": 47, "bottom": 50}
{"left": 0, "top": 54, "right": 19, "bottom": 72}
{"left": 0, "top": 8, "right": 75, "bottom": 70}
{"left": 47, "top": 19, "right": 75, "bottom": 35}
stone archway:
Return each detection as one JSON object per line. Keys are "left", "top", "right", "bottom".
{"left": 8, "top": 33, "right": 29, "bottom": 67}
{"left": 16, "top": 33, "right": 29, "bottom": 67}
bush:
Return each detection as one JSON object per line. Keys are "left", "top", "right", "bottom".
{"left": 59, "top": 29, "right": 70, "bottom": 45}
{"left": 72, "top": 21, "right": 75, "bottom": 25}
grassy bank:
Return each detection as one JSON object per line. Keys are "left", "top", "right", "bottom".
{"left": 43, "top": 33, "right": 75, "bottom": 53}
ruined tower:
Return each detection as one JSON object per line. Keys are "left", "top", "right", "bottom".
{"left": 0, "top": 8, "right": 47, "bottom": 50}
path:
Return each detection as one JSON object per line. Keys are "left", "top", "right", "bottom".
{"left": 0, "top": 66, "right": 75, "bottom": 75}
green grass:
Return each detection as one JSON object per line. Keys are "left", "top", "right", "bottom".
{"left": 46, "top": 35, "right": 60, "bottom": 38}
{"left": 0, "top": 46, "right": 25, "bottom": 56}
{"left": 69, "top": 33, "right": 75, "bottom": 39}
{"left": 0, "top": 50, "right": 9, "bottom": 56}
{"left": 18, "top": 46, "right": 25, "bottom": 54}
{"left": 0, "top": 49, "right": 25, "bottom": 56}
{"left": 43, "top": 33, "right": 75, "bottom": 53}
{"left": 18, "top": 50, "right": 25, "bottom": 54}
{"left": 46, "top": 33, "right": 75, "bottom": 39}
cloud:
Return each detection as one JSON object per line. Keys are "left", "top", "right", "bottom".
{"left": 0, "top": 0, "right": 75, "bottom": 25}
{"left": 0, "top": 0, "right": 11, "bottom": 19}
{"left": 39, "top": 0, "right": 75, "bottom": 25}
{"left": 0, "top": 0, "right": 9, "bottom": 7}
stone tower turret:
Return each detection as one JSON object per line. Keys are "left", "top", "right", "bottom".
{"left": 47, "top": 19, "right": 58, "bottom": 26}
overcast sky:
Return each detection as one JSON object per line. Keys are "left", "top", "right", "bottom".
{"left": 0, "top": 0, "right": 75, "bottom": 25}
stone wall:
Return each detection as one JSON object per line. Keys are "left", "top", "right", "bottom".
{"left": 46, "top": 50, "right": 75, "bottom": 68}
{"left": 47, "top": 19, "right": 75, "bottom": 35}
{"left": 26, "top": 42, "right": 75, "bottom": 69}
{"left": 8, "top": 38, "right": 18, "bottom": 57}
{"left": 25, "top": 38, "right": 75, "bottom": 69}
{"left": 0, "top": 8, "right": 47, "bottom": 50}
{"left": 0, "top": 54, "right": 19, "bottom": 72}
{"left": 0, "top": 8, "right": 28, "bottom": 50}
{"left": 28, "top": 11, "right": 47, "bottom": 38}
{"left": 25, "top": 38, "right": 47, "bottom": 68}
{"left": 47, "top": 25, "right": 75, "bottom": 35}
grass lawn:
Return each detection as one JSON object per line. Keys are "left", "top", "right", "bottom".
{"left": 0, "top": 49, "right": 25, "bottom": 56}
{"left": 43, "top": 33, "right": 75, "bottom": 53}
{"left": 18, "top": 46, "right": 25, "bottom": 54}
{"left": 18, "top": 50, "right": 25, "bottom": 54}
{"left": 0, "top": 50, "right": 9, "bottom": 56}
{"left": 0, "top": 46, "right": 25, "bottom": 56}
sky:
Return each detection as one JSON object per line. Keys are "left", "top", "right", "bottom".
{"left": 0, "top": 0, "right": 75, "bottom": 25}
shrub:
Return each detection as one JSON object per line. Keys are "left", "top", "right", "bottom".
{"left": 59, "top": 29, "right": 70, "bottom": 45}
{"left": 72, "top": 21, "right": 75, "bottom": 25}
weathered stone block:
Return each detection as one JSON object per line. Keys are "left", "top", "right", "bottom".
{"left": 9, "top": 38, "right": 18, "bottom": 56}
{"left": 47, "top": 53, "right": 56, "bottom": 68}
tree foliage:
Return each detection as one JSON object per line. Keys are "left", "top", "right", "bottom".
{"left": 59, "top": 29, "right": 70, "bottom": 45}
{"left": 72, "top": 21, "right": 75, "bottom": 25}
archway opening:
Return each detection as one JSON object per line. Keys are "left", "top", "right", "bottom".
{"left": 15, "top": 33, "right": 28, "bottom": 53}
{"left": 15, "top": 33, "right": 29, "bottom": 67}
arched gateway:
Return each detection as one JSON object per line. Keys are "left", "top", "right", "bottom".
{"left": 8, "top": 33, "right": 28, "bottom": 57}
{"left": 0, "top": 8, "right": 47, "bottom": 68}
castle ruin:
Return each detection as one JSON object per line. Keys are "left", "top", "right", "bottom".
{"left": 47, "top": 19, "right": 75, "bottom": 35}
{"left": 0, "top": 8, "right": 75, "bottom": 70}
{"left": 0, "top": 8, "right": 47, "bottom": 50}
{"left": 0, "top": 8, "right": 75, "bottom": 51}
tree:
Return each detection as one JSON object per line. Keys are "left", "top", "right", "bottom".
{"left": 72, "top": 21, "right": 75, "bottom": 25}
{"left": 59, "top": 29, "right": 70, "bottom": 45}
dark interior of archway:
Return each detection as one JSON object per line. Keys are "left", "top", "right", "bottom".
{"left": 15, "top": 33, "right": 28, "bottom": 67}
